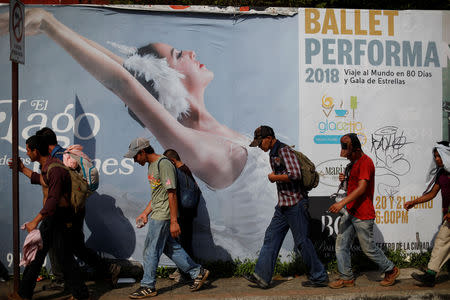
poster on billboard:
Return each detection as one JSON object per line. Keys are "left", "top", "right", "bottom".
{"left": 299, "top": 8, "right": 450, "bottom": 256}
{"left": 0, "top": 5, "right": 300, "bottom": 270}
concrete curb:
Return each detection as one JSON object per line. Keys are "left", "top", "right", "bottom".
{"left": 1, "top": 269, "right": 449, "bottom": 300}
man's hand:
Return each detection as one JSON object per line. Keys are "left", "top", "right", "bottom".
{"left": 268, "top": 172, "right": 277, "bottom": 183}
{"left": 404, "top": 200, "right": 415, "bottom": 211}
{"left": 170, "top": 221, "right": 181, "bottom": 238}
{"left": 24, "top": 220, "right": 38, "bottom": 233}
{"left": 8, "top": 158, "right": 24, "bottom": 173}
{"left": 328, "top": 201, "right": 345, "bottom": 214}
{"left": 444, "top": 212, "right": 450, "bottom": 223}
{"left": 338, "top": 172, "right": 345, "bottom": 182}
{"left": 136, "top": 213, "right": 148, "bottom": 226}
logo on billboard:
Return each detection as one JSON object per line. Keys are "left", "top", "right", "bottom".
{"left": 314, "top": 94, "right": 366, "bottom": 145}
{"left": 316, "top": 158, "right": 349, "bottom": 187}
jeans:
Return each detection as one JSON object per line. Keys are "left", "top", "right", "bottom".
{"left": 336, "top": 214, "right": 394, "bottom": 280}
{"left": 19, "top": 209, "right": 89, "bottom": 299}
{"left": 141, "top": 218, "right": 201, "bottom": 289}
{"left": 254, "top": 199, "right": 328, "bottom": 284}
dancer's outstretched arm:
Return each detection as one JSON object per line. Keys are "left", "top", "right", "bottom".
{"left": 0, "top": 9, "right": 246, "bottom": 189}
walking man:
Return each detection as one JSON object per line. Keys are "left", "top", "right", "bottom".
{"left": 404, "top": 141, "right": 450, "bottom": 286}
{"left": 328, "top": 133, "right": 399, "bottom": 288}
{"left": 163, "top": 149, "right": 201, "bottom": 282}
{"left": 9, "top": 135, "right": 89, "bottom": 300}
{"left": 16, "top": 127, "right": 120, "bottom": 289}
{"left": 246, "top": 125, "right": 329, "bottom": 288}
{"left": 125, "top": 138, "right": 209, "bottom": 298}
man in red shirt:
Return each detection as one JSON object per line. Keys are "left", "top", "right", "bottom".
{"left": 328, "top": 133, "right": 399, "bottom": 288}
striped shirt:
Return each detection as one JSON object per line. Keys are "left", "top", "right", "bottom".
{"left": 269, "top": 140, "right": 302, "bottom": 206}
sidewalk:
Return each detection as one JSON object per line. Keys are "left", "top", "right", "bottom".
{"left": 1, "top": 268, "right": 449, "bottom": 300}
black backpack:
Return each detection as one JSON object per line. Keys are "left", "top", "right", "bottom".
{"left": 158, "top": 158, "right": 200, "bottom": 209}
{"left": 175, "top": 168, "right": 201, "bottom": 209}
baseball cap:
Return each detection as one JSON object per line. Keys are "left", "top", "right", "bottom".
{"left": 124, "top": 137, "right": 150, "bottom": 158}
{"left": 249, "top": 125, "right": 275, "bottom": 147}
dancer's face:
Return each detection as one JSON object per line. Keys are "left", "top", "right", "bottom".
{"left": 434, "top": 150, "right": 443, "bottom": 168}
{"left": 153, "top": 43, "right": 214, "bottom": 92}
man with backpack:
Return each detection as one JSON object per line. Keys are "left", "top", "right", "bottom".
{"left": 36, "top": 128, "right": 120, "bottom": 288}
{"left": 246, "top": 125, "right": 328, "bottom": 289}
{"left": 15, "top": 127, "right": 120, "bottom": 290}
{"left": 9, "top": 135, "right": 89, "bottom": 300}
{"left": 125, "top": 138, "right": 209, "bottom": 298}
{"left": 163, "top": 149, "right": 201, "bottom": 282}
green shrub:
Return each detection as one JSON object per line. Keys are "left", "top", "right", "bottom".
{"left": 154, "top": 248, "right": 436, "bottom": 278}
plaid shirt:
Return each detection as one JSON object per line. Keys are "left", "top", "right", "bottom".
{"left": 269, "top": 140, "right": 302, "bottom": 206}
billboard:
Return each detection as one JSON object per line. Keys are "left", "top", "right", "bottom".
{"left": 0, "top": 5, "right": 448, "bottom": 271}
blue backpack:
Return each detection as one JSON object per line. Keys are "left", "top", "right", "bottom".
{"left": 158, "top": 158, "right": 200, "bottom": 209}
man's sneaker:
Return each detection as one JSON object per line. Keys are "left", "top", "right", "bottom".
{"left": 380, "top": 266, "right": 400, "bottom": 286}
{"left": 243, "top": 272, "right": 269, "bottom": 289}
{"left": 42, "top": 279, "right": 65, "bottom": 291}
{"left": 169, "top": 269, "right": 180, "bottom": 280}
{"left": 129, "top": 286, "right": 157, "bottom": 299}
{"left": 411, "top": 271, "right": 436, "bottom": 287}
{"left": 190, "top": 268, "right": 210, "bottom": 291}
{"left": 328, "top": 278, "right": 355, "bottom": 289}
{"left": 301, "top": 279, "right": 329, "bottom": 288}
{"left": 109, "top": 263, "right": 121, "bottom": 286}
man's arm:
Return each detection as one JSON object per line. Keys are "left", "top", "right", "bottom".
{"left": 9, "top": 159, "right": 47, "bottom": 205}
{"left": 328, "top": 179, "right": 368, "bottom": 213}
{"left": 9, "top": 158, "right": 37, "bottom": 180}
{"left": 168, "top": 189, "right": 181, "bottom": 238}
{"left": 404, "top": 183, "right": 440, "bottom": 210}
{"left": 269, "top": 147, "right": 301, "bottom": 183}
{"left": 25, "top": 213, "right": 44, "bottom": 233}
{"left": 268, "top": 172, "right": 290, "bottom": 183}
{"left": 137, "top": 200, "right": 152, "bottom": 225}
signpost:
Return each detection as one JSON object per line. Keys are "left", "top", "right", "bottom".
{"left": 9, "top": 0, "right": 24, "bottom": 292}
{"left": 9, "top": 0, "right": 24, "bottom": 64}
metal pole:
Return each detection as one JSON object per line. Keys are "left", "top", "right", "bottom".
{"left": 12, "top": 60, "right": 19, "bottom": 292}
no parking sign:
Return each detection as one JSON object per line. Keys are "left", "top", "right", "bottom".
{"left": 9, "top": 0, "right": 24, "bottom": 64}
